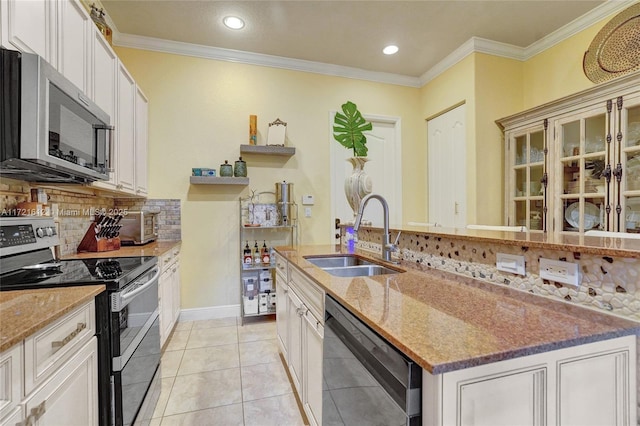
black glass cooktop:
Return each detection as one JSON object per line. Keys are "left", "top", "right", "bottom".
{"left": 0, "top": 256, "right": 157, "bottom": 291}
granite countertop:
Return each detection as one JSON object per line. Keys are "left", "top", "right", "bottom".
{"left": 62, "top": 240, "right": 181, "bottom": 260}
{"left": 277, "top": 245, "right": 640, "bottom": 374}
{"left": 0, "top": 285, "right": 105, "bottom": 352}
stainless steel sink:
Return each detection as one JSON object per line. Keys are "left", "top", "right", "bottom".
{"left": 322, "top": 265, "right": 400, "bottom": 277}
{"left": 304, "top": 255, "right": 401, "bottom": 277}
{"left": 304, "top": 255, "right": 376, "bottom": 268}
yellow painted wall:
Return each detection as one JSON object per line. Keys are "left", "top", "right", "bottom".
{"left": 474, "top": 54, "right": 523, "bottom": 224}
{"left": 114, "top": 47, "right": 422, "bottom": 309}
{"left": 521, "top": 13, "right": 611, "bottom": 109}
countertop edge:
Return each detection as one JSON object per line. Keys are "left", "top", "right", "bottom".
{"left": 0, "top": 285, "right": 106, "bottom": 352}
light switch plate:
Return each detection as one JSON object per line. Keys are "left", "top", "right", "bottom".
{"left": 539, "top": 258, "right": 580, "bottom": 287}
{"left": 496, "top": 253, "right": 526, "bottom": 276}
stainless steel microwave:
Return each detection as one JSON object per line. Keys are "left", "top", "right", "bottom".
{"left": 0, "top": 48, "right": 113, "bottom": 183}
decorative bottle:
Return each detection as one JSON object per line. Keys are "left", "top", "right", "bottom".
{"left": 261, "top": 241, "right": 270, "bottom": 264}
{"left": 243, "top": 241, "right": 252, "bottom": 267}
{"left": 253, "top": 241, "right": 261, "bottom": 265}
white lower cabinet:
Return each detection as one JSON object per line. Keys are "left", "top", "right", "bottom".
{"left": 275, "top": 266, "right": 289, "bottom": 361}
{"left": 276, "top": 257, "right": 324, "bottom": 426}
{"left": 557, "top": 347, "right": 632, "bottom": 426}
{"left": 0, "top": 300, "right": 98, "bottom": 426}
{"left": 286, "top": 288, "right": 304, "bottom": 395}
{"left": 159, "top": 247, "right": 181, "bottom": 347}
{"left": 302, "top": 310, "right": 324, "bottom": 426}
{"left": 425, "top": 335, "right": 636, "bottom": 426}
{"left": 23, "top": 338, "right": 98, "bottom": 426}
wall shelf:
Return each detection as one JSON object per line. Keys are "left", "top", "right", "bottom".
{"left": 190, "top": 176, "right": 249, "bottom": 185}
{"left": 240, "top": 144, "right": 295, "bottom": 156}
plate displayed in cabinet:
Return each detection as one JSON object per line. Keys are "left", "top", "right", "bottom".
{"left": 565, "top": 202, "right": 600, "bottom": 230}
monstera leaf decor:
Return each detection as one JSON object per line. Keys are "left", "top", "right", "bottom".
{"left": 333, "top": 101, "right": 373, "bottom": 157}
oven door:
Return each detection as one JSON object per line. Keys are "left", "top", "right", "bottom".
{"left": 110, "top": 267, "right": 160, "bottom": 426}
{"left": 112, "top": 315, "right": 160, "bottom": 426}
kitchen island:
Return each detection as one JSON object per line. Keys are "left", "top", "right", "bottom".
{"left": 276, "top": 245, "right": 639, "bottom": 425}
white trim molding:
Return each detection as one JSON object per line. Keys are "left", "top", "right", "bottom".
{"left": 114, "top": 32, "right": 422, "bottom": 88}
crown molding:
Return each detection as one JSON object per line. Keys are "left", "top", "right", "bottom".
{"left": 419, "top": 37, "right": 525, "bottom": 85}
{"left": 113, "top": 33, "right": 422, "bottom": 88}
{"left": 111, "top": 0, "right": 636, "bottom": 89}
{"left": 418, "top": 1, "right": 634, "bottom": 85}
{"left": 523, "top": 0, "right": 635, "bottom": 59}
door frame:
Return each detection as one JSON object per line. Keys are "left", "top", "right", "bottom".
{"left": 329, "top": 112, "right": 403, "bottom": 241}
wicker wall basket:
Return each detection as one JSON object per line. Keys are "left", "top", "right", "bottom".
{"left": 583, "top": 2, "right": 640, "bottom": 84}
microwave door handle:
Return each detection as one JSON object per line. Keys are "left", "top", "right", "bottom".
{"left": 106, "top": 125, "right": 115, "bottom": 172}
{"left": 120, "top": 267, "right": 161, "bottom": 303}
{"left": 95, "top": 124, "right": 115, "bottom": 172}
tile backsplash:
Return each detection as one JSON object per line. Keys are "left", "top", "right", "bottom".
{"left": 114, "top": 198, "right": 182, "bottom": 241}
{"left": 0, "top": 179, "right": 181, "bottom": 256}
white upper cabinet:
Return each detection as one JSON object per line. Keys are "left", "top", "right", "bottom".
{"left": 0, "top": 0, "right": 54, "bottom": 62}
{"left": 57, "top": 0, "right": 91, "bottom": 93}
{"left": 116, "top": 62, "right": 136, "bottom": 193}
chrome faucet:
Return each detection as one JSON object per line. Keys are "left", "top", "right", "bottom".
{"left": 353, "top": 194, "right": 399, "bottom": 262}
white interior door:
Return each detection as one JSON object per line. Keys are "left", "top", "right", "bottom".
{"left": 427, "top": 104, "right": 466, "bottom": 228}
{"left": 330, "top": 114, "right": 402, "bottom": 237}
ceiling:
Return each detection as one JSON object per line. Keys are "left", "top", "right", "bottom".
{"left": 102, "top": 0, "right": 613, "bottom": 79}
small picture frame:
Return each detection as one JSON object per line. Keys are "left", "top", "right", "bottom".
{"left": 267, "top": 118, "right": 287, "bottom": 146}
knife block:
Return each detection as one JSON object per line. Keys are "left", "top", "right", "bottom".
{"left": 77, "top": 224, "right": 121, "bottom": 253}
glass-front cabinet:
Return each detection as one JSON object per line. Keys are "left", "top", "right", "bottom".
{"left": 499, "top": 72, "right": 640, "bottom": 236}
{"left": 506, "top": 126, "right": 546, "bottom": 231}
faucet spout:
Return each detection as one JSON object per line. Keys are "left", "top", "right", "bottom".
{"left": 353, "top": 194, "right": 395, "bottom": 262}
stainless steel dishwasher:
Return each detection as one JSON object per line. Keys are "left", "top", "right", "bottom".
{"left": 323, "top": 295, "right": 422, "bottom": 426}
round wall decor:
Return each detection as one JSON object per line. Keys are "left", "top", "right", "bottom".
{"left": 583, "top": 3, "right": 640, "bottom": 83}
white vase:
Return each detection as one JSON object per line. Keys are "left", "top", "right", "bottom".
{"left": 344, "top": 157, "right": 372, "bottom": 218}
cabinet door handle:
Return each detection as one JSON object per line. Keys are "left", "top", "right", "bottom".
{"left": 19, "top": 400, "right": 47, "bottom": 425}
{"left": 51, "top": 323, "right": 86, "bottom": 353}
{"left": 283, "top": 288, "right": 288, "bottom": 294}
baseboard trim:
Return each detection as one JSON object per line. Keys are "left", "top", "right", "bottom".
{"left": 178, "top": 304, "right": 241, "bottom": 322}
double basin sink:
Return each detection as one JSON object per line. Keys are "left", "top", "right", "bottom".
{"left": 304, "top": 255, "right": 402, "bottom": 277}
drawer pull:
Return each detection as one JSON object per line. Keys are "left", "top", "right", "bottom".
{"left": 17, "top": 400, "right": 47, "bottom": 425}
{"left": 31, "top": 400, "right": 46, "bottom": 420}
{"left": 51, "top": 323, "right": 86, "bottom": 353}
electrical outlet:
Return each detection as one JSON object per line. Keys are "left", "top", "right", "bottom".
{"left": 496, "top": 253, "right": 526, "bottom": 276}
{"left": 539, "top": 258, "right": 580, "bottom": 287}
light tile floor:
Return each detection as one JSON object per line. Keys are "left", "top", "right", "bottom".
{"left": 149, "top": 317, "right": 305, "bottom": 426}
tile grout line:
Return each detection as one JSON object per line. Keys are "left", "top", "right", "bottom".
{"left": 237, "top": 319, "right": 247, "bottom": 425}
{"left": 160, "top": 324, "right": 192, "bottom": 423}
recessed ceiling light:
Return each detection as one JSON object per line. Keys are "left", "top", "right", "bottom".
{"left": 383, "top": 45, "right": 399, "bottom": 55}
{"left": 223, "top": 16, "right": 245, "bottom": 30}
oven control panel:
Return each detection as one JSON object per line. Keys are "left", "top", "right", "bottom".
{"left": 0, "top": 217, "right": 59, "bottom": 256}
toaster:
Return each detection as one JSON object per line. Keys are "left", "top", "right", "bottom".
{"left": 119, "top": 211, "right": 159, "bottom": 245}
